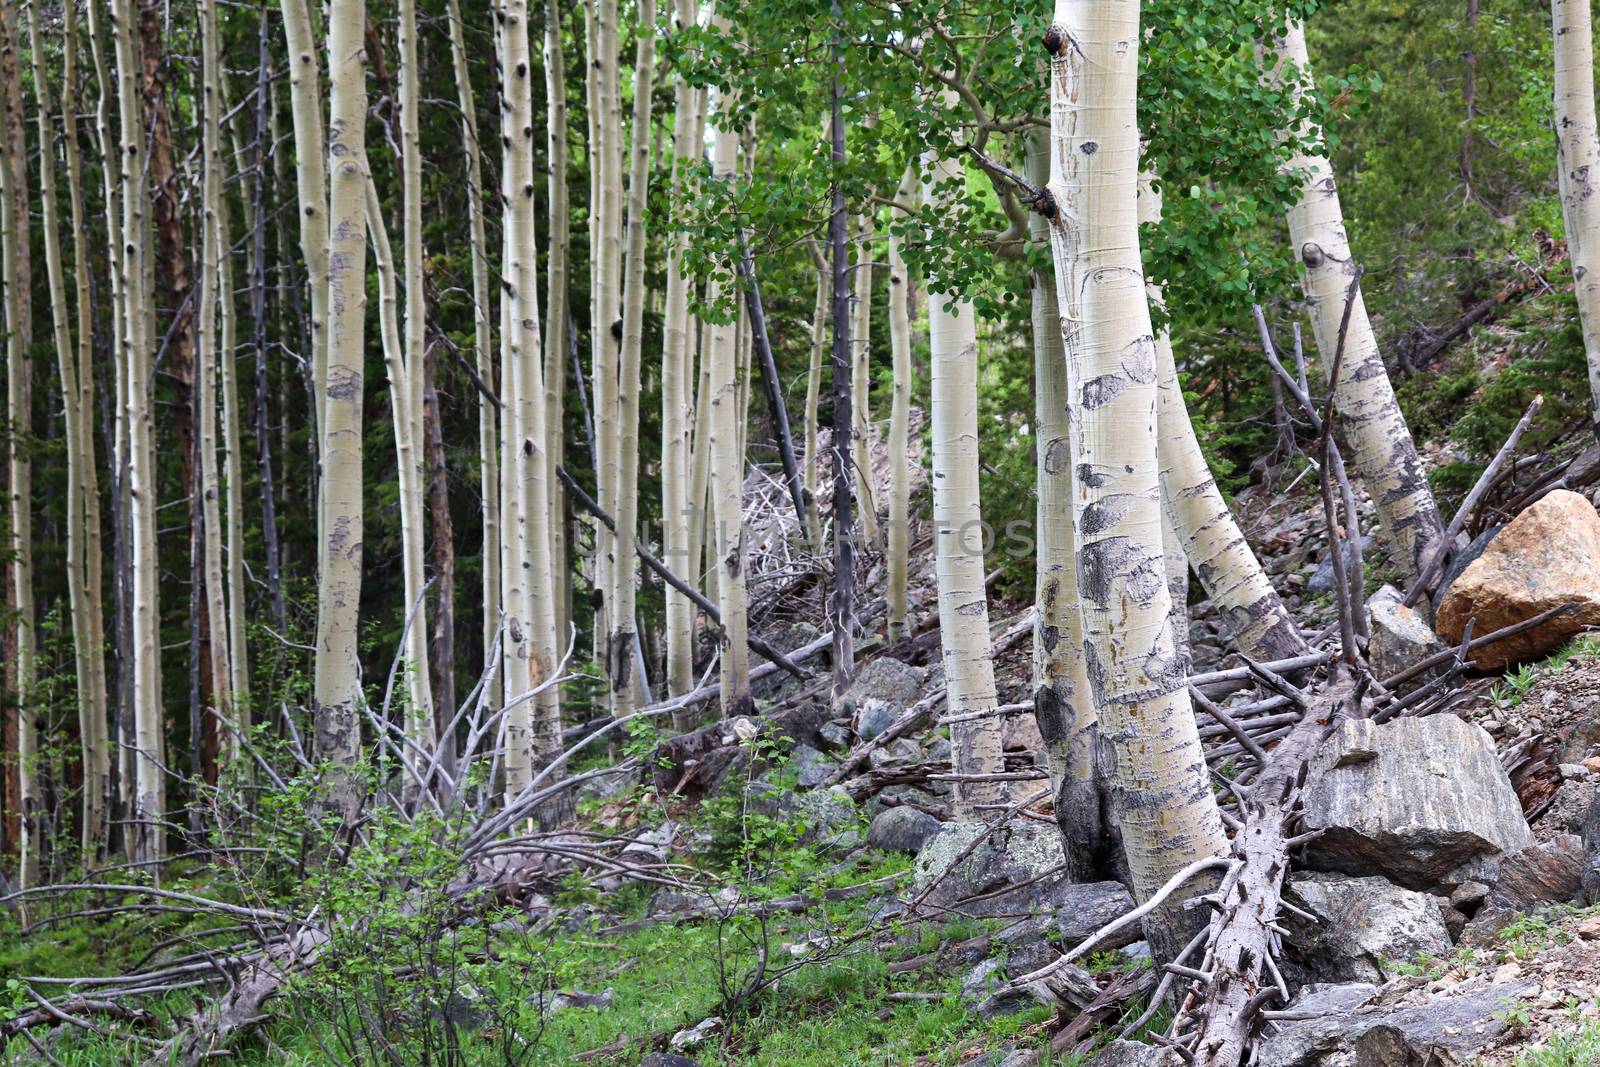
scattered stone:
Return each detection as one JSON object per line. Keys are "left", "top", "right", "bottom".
{"left": 669, "top": 1016, "right": 724, "bottom": 1052}
{"left": 868, "top": 737, "right": 922, "bottom": 769}
{"left": 1307, "top": 536, "right": 1374, "bottom": 594}
{"left": 1257, "top": 980, "right": 1537, "bottom": 1066}
{"left": 1577, "top": 915, "right": 1600, "bottom": 940}
{"left": 1579, "top": 781, "right": 1600, "bottom": 901}
{"left": 928, "top": 737, "right": 953, "bottom": 762}
{"left": 1003, "top": 713, "right": 1045, "bottom": 753}
{"left": 1283, "top": 872, "right": 1452, "bottom": 984}
{"left": 1366, "top": 584, "right": 1447, "bottom": 684}
{"left": 1052, "top": 882, "right": 1139, "bottom": 947}
{"left": 1484, "top": 835, "right": 1584, "bottom": 911}
{"left": 1301, "top": 715, "right": 1534, "bottom": 889}
{"left": 1562, "top": 763, "right": 1591, "bottom": 780}
{"left": 818, "top": 719, "right": 852, "bottom": 751}
{"left": 790, "top": 743, "right": 838, "bottom": 788}
{"left": 1088, "top": 1040, "right": 1173, "bottom": 1066}
{"left": 839, "top": 658, "right": 927, "bottom": 723}
{"left": 868, "top": 806, "right": 943, "bottom": 854}
{"left": 532, "top": 988, "right": 613, "bottom": 1015}
{"left": 1437, "top": 490, "right": 1600, "bottom": 669}
{"left": 963, "top": 958, "right": 1035, "bottom": 1018}
{"left": 852, "top": 699, "right": 898, "bottom": 743}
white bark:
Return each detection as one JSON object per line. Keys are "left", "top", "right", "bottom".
{"left": 803, "top": 242, "right": 828, "bottom": 550}
{"left": 1044, "top": 0, "right": 1227, "bottom": 957}
{"left": 1553, "top": 0, "right": 1600, "bottom": 432}
{"left": 852, "top": 217, "right": 878, "bottom": 544}
{"left": 543, "top": 0, "right": 571, "bottom": 652}
{"left": 886, "top": 165, "right": 916, "bottom": 643}
{"left": 279, "top": 0, "right": 329, "bottom": 466}
{"left": 1273, "top": 24, "right": 1444, "bottom": 583}
{"left": 924, "top": 149, "right": 1007, "bottom": 819}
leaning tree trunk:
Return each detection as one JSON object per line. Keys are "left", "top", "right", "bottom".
{"left": 1273, "top": 23, "right": 1445, "bottom": 585}
{"left": 0, "top": 0, "right": 35, "bottom": 885}
{"left": 1044, "top": 0, "right": 1228, "bottom": 961}
{"left": 924, "top": 145, "right": 1007, "bottom": 820}
{"left": 885, "top": 164, "right": 917, "bottom": 643}
{"left": 610, "top": 0, "right": 657, "bottom": 719}
{"left": 1025, "top": 131, "right": 1105, "bottom": 881}
{"left": 662, "top": 0, "right": 700, "bottom": 708}
{"left": 1553, "top": 0, "right": 1600, "bottom": 436}
{"left": 706, "top": 74, "right": 754, "bottom": 720}
{"left": 1140, "top": 175, "right": 1307, "bottom": 663}
{"left": 313, "top": 0, "right": 371, "bottom": 817}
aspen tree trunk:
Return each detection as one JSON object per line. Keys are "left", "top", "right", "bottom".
{"left": 1025, "top": 131, "right": 1104, "bottom": 880}
{"left": 1139, "top": 176, "right": 1307, "bottom": 662}
{"left": 199, "top": 0, "right": 235, "bottom": 742}
{"left": 924, "top": 150, "right": 1007, "bottom": 820}
{"left": 1044, "top": 0, "right": 1227, "bottom": 959}
{"left": 423, "top": 350, "right": 455, "bottom": 737}
{"left": 1273, "top": 24, "right": 1444, "bottom": 584}
{"left": 251, "top": 8, "right": 284, "bottom": 633}
{"left": 803, "top": 243, "right": 827, "bottom": 550}
{"left": 217, "top": 165, "right": 250, "bottom": 733}
{"left": 1552, "top": 0, "right": 1600, "bottom": 434}
{"left": 499, "top": 0, "right": 564, "bottom": 815}
{"left": 611, "top": 0, "right": 657, "bottom": 719}
{"left": 0, "top": 0, "right": 35, "bottom": 885}
{"left": 110, "top": 0, "right": 166, "bottom": 863}
{"left": 851, "top": 218, "right": 879, "bottom": 544}
{"left": 827, "top": 44, "right": 856, "bottom": 700}
{"left": 707, "top": 77, "right": 754, "bottom": 719}
{"left": 280, "top": 0, "right": 328, "bottom": 548}
{"left": 56, "top": 0, "right": 111, "bottom": 855}
{"left": 314, "top": 0, "right": 371, "bottom": 809}
{"left": 689, "top": 304, "right": 715, "bottom": 604}
{"left": 885, "top": 166, "right": 916, "bottom": 643}
{"left": 446, "top": 0, "right": 501, "bottom": 708}
{"left": 662, "top": 0, "right": 700, "bottom": 708}
{"left": 396, "top": 0, "right": 435, "bottom": 746}
{"left": 543, "top": 0, "right": 571, "bottom": 652}
{"left": 589, "top": 0, "right": 623, "bottom": 660}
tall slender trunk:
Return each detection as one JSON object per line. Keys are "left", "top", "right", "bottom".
{"left": 1553, "top": 0, "right": 1600, "bottom": 436}
{"left": 1044, "top": 0, "right": 1227, "bottom": 960}
{"left": 924, "top": 147, "right": 1006, "bottom": 820}
{"left": 251, "top": 3, "right": 283, "bottom": 632}
{"left": 0, "top": 0, "right": 35, "bottom": 885}
{"left": 851, "top": 216, "right": 878, "bottom": 544}
{"left": 1025, "top": 131, "right": 1104, "bottom": 880}
{"left": 588, "top": 0, "right": 622, "bottom": 665}
{"left": 423, "top": 348, "right": 455, "bottom": 745}
{"left": 1273, "top": 24, "right": 1444, "bottom": 584}
{"left": 610, "top": 0, "right": 656, "bottom": 718}
{"left": 827, "top": 33, "right": 855, "bottom": 700}
{"left": 445, "top": 0, "right": 499, "bottom": 708}
{"left": 885, "top": 165, "right": 916, "bottom": 643}
{"left": 56, "top": 0, "right": 110, "bottom": 857}
{"left": 543, "top": 0, "right": 570, "bottom": 657}
{"left": 662, "top": 0, "right": 699, "bottom": 708}
{"left": 803, "top": 243, "right": 827, "bottom": 550}
{"left": 1139, "top": 176, "right": 1307, "bottom": 662}
{"left": 110, "top": 0, "right": 165, "bottom": 865}
{"left": 707, "top": 71, "right": 752, "bottom": 719}
{"left": 314, "top": 0, "right": 371, "bottom": 815}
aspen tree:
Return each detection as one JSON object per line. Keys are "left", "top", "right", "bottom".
{"left": 1140, "top": 175, "right": 1307, "bottom": 662}
{"left": 544, "top": 0, "right": 571, "bottom": 649}
{"left": 924, "top": 145, "right": 1007, "bottom": 819}
{"left": 885, "top": 165, "right": 916, "bottom": 643}
{"left": 0, "top": 0, "right": 36, "bottom": 885}
{"left": 313, "top": 0, "right": 372, "bottom": 807}
{"left": 1552, "top": 0, "right": 1600, "bottom": 433}
{"left": 280, "top": 0, "right": 328, "bottom": 446}
{"left": 588, "top": 0, "right": 622, "bottom": 660}
{"left": 1025, "top": 131, "right": 1103, "bottom": 879}
{"left": 56, "top": 0, "right": 111, "bottom": 853}
{"left": 851, "top": 217, "right": 878, "bottom": 544}
{"left": 803, "top": 242, "right": 827, "bottom": 550}
{"left": 611, "top": 0, "right": 657, "bottom": 718}
{"left": 445, "top": 0, "right": 501, "bottom": 708}
{"left": 707, "top": 73, "right": 754, "bottom": 719}
{"left": 110, "top": 0, "right": 166, "bottom": 862}
{"left": 215, "top": 93, "right": 250, "bottom": 732}
{"left": 1272, "top": 23, "right": 1444, "bottom": 584}
{"left": 662, "top": 0, "right": 700, "bottom": 706}
{"left": 499, "top": 0, "right": 564, "bottom": 813}
{"left": 1043, "top": 0, "right": 1228, "bottom": 958}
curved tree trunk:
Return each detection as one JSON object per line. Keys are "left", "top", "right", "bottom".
{"left": 1273, "top": 23, "right": 1445, "bottom": 585}
{"left": 1553, "top": 0, "right": 1600, "bottom": 435}
{"left": 1044, "top": 0, "right": 1228, "bottom": 960}
{"left": 924, "top": 147, "right": 1007, "bottom": 820}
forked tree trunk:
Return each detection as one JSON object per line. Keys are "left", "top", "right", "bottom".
{"left": 924, "top": 146, "right": 1007, "bottom": 820}
{"left": 1272, "top": 24, "right": 1445, "bottom": 584}
{"left": 610, "top": 0, "right": 657, "bottom": 719}
{"left": 1044, "top": 0, "right": 1228, "bottom": 960}
{"left": 885, "top": 164, "right": 916, "bottom": 643}
{"left": 662, "top": 0, "right": 700, "bottom": 709}
{"left": 313, "top": 0, "right": 371, "bottom": 816}
{"left": 1140, "top": 176, "right": 1308, "bottom": 662}
{"left": 707, "top": 73, "right": 754, "bottom": 719}
{"left": 1025, "top": 132, "right": 1104, "bottom": 880}
{"left": 1553, "top": 0, "right": 1600, "bottom": 435}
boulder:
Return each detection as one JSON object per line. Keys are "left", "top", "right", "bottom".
{"left": 867, "top": 806, "right": 944, "bottom": 854}
{"left": 868, "top": 737, "right": 922, "bottom": 769}
{"left": 1089, "top": 1041, "right": 1174, "bottom": 1067}
{"left": 789, "top": 743, "right": 837, "bottom": 788}
{"left": 1052, "top": 881, "right": 1139, "bottom": 947}
{"left": 1301, "top": 715, "right": 1533, "bottom": 890}
{"left": 838, "top": 657, "right": 927, "bottom": 724}
{"left": 913, "top": 818, "right": 1126, "bottom": 920}
{"left": 1436, "top": 490, "right": 1600, "bottom": 669}
{"left": 1366, "top": 585, "right": 1446, "bottom": 685}
{"left": 531, "top": 988, "right": 613, "bottom": 1014}
{"left": 1257, "top": 980, "right": 1536, "bottom": 1066}
{"left": 1580, "top": 782, "right": 1600, "bottom": 901}
{"left": 962, "top": 958, "right": 1035, "bottom": 1019}
{"left": 1307, "top": 536, "right": 1374, "bottom": 595}
{"left": 852, "top": 699, "right": 897, "bottom": 743}
{"left": 1484, "top": 834, "right": 1584, "bottom": 911}
{"left": 1283, "top": 873, "right": 1452, "bottom": 984}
